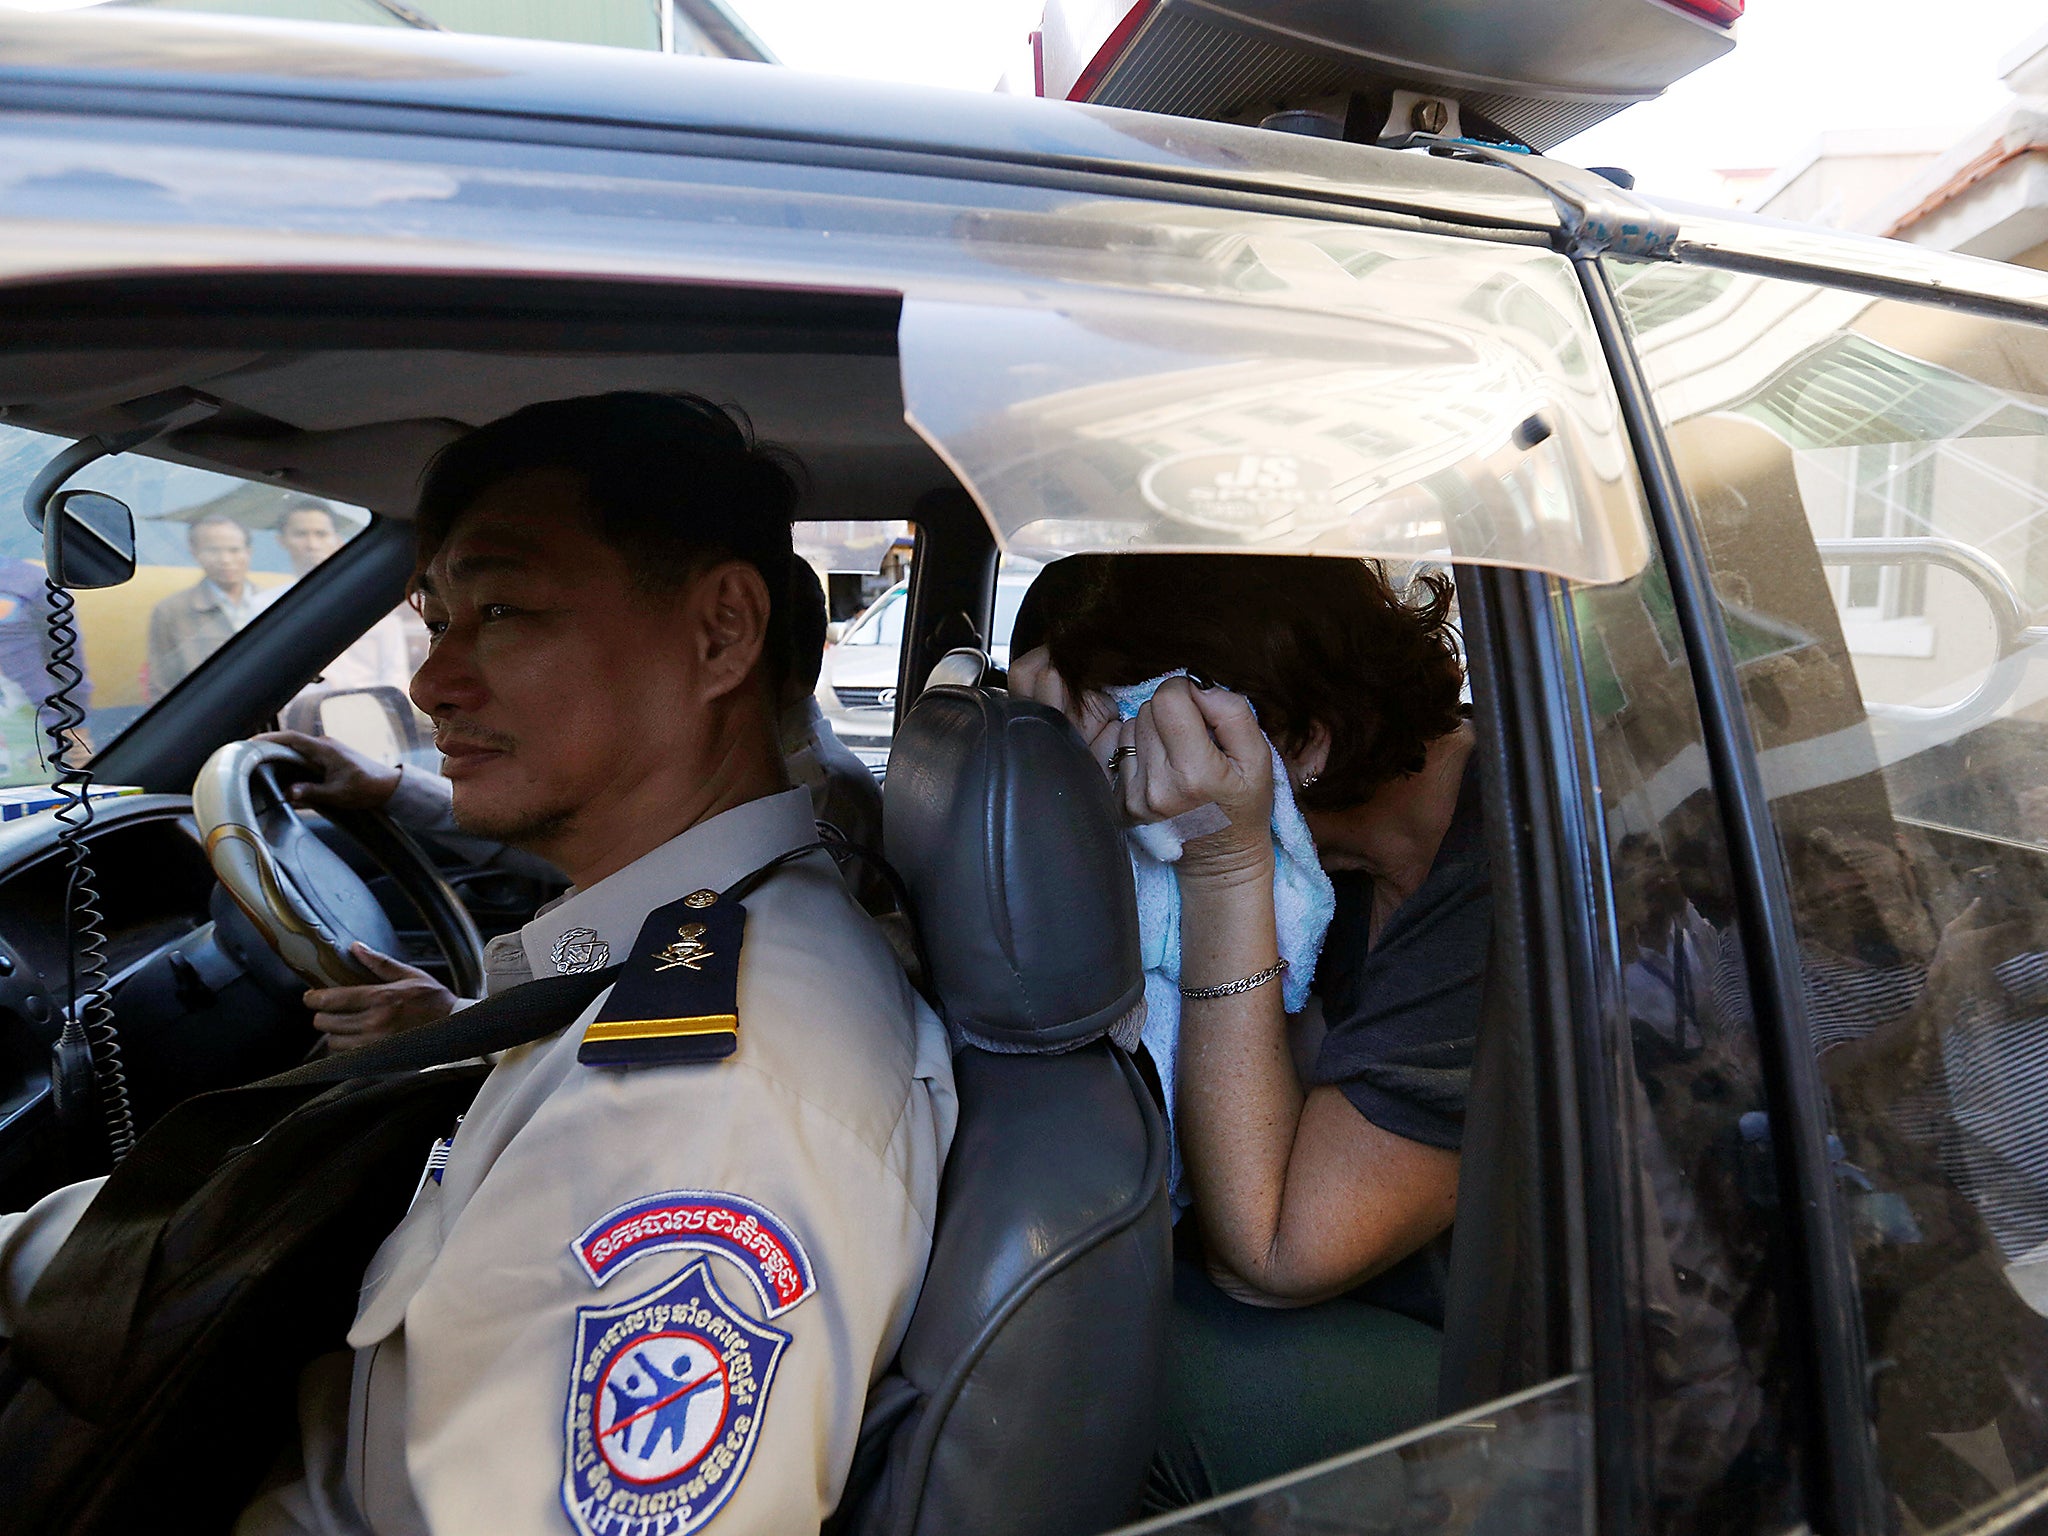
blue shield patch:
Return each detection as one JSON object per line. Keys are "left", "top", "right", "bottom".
{"left": 562, "top": 1260, "right": 790, "bottom": 1536}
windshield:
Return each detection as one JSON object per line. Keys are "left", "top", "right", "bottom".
{"left": 0, "top": 423, "right": 384, "bottom": 785}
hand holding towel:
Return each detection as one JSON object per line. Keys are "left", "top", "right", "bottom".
{"left": 1104, "top": 672, "right": 1336, "bottom": 1212}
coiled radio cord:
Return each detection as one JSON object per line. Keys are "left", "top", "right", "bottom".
{"left": 41, "top": 574, "right": 135, "bottom": 1162}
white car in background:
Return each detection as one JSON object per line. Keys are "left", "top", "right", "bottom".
{"left": 818, "top": 572, "right": 1034, "bottom": 773}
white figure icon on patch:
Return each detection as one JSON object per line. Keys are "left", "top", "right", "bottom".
{"left": 596, "top": 1334, "right": 728, "bottom": 1481}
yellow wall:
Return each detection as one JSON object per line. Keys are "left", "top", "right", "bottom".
{"left": 69, "top": 567, "right": 289, "bottom": 709}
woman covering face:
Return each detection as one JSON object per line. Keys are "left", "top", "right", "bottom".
{"left": 1011, "top": 553, "right": 1486, "bottom": 1510}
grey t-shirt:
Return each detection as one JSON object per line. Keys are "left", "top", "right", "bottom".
{"left": 1310, "top": 756, "right": 1489, "bottom": 1152}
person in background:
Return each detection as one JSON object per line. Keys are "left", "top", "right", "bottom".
{"left": 0, "top": 555, "right": 89, "bottom": 776}
{"left": 273, "top": 500, "right": 418, "bottom": 697}
{"left": 277, "top": 498, "right": 342, "bottom": 570}
{"left": 782, "top": 558, "right": 883, "bottom": 856}
{"left": 146, "top": 512, "right": 259, "bottom": 702}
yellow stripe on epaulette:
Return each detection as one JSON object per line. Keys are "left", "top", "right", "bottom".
{"left": 581, "top": 1015, "right": 737, "bottom": 1044}
{"left": 577, "top": 1013, "right": 739, "bottom": 1065}
{"left": 578, "top": 886, "right": 748, "bottom": 1067}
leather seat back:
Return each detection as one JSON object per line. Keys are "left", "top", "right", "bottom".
{"left": 840, "top": 687, "right": 1170, "bottom": 1536}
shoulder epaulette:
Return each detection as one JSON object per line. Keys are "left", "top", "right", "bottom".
{"left": 578, "top": 887, "right": 743, "bottom": 1067}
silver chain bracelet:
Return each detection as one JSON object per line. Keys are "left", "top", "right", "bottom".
{"left": 1178, "top": 958, "right": 1287, "bottom": 1000}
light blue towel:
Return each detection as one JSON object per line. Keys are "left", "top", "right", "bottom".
{"left": 1105, "top": 672, "right": 1336, "bottom": 1214}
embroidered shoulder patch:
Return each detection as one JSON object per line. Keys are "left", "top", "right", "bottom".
{"left": 563, "top": 1261, "right": 788, "bottom": 1536}
{"left": 572, "top": 1191, "right": 816, "bottom": 1317}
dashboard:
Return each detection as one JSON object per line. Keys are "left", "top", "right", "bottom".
{"left": 0, "top": 796, "right": 310, "bottom": 1205}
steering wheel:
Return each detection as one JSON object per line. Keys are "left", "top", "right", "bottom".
{"left": 192, "top": 740, "right": 485, "bottom": 997}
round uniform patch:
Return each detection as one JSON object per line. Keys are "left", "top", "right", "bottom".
{"left": 595, "top": 1334, "right": 729, "bottom": 1483}
{"left": 564, "top": 1261, "right": 789, "bottom": 1536}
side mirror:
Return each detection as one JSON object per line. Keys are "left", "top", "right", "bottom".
{"left": 44, "top": 489, "right": 136, "bottom": 590}
{"left": 280, "top": 685, "right": 430, "bottom": 767}
{"left": 826, "top": 621, "right": 846, "bottom": 644}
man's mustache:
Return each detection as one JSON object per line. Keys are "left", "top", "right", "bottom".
{"left": 433, "top": 719, "right": 517, "bottom": 753}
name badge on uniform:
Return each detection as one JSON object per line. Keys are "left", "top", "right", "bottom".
{"left": 578, "top": 888, "right": 744, "bottom": 1068}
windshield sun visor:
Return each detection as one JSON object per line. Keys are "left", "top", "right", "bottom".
{"left": 900, "top": 231, "right": 1650, "bottom": 584}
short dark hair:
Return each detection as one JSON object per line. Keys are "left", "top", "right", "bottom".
{"left": 279, "top": 501, "right": 338, "bottom": 534}
{"left": 1040, "top": 554, "right": 1464, "bottom": 810}
{"left": 188, "top": 511, "right": 247, "bottom": 548}
{"left": 414, "top": 392, "right": 801, "bottom": 686}
{"left": 785, "top": 556, "right": 829, "bottom": 699}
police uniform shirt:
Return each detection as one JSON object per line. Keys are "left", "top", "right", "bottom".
{"left": 234, "top": 785, "right": 956, "bottom": 1536}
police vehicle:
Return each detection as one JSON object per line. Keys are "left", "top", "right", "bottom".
{"left": 0, "top": 7, "right": 2044, "bottom": 1535}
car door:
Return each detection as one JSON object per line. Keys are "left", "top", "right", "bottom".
{"left": 1606, "top": 233, "right": 2048, "bottom": 1534}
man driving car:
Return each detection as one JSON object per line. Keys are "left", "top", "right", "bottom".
{"left": 266, "top": 549, "right": 888, "bottom": 1049}
{"left": 0, "top": 391, "right": 957, "bottom": 1536}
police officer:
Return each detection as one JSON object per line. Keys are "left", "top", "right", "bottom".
{"left": 1, "top": 392, "right": 957, "bottom": 1536}
{"left": 259, "top": 555, "right": 889, "bottom": 1049}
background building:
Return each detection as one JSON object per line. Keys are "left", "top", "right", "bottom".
{"left": 1733, "top": 23, "right": 2048, "bottom": 272}
{"left": 1871, "top": 22, "right": 2048, "bottom": 270}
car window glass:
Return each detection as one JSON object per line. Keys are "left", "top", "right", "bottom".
{"left": 1620, "top": 259, "right": 2048, "bottom": 1529}
{"left": 844, "top": 589, "right": 905, "bottom": 646}
{"left": 899, "top": 229, "right": 1652, "bottom": 581}
{"left": 280, "top": 611, "right": 434, "bottom": 776}
{"left": 0, "top": 421, "right": 375, "bottom": 788}
{"left": 1567, "top": 561, "right": 1811, "bottom": 1536}
{"left": 804, "top": 523, "right": 913, "bottom": 780}
{"left": 991, "top": 557, "right": 1039, "bottom": 665}
{"left": 1105, "top": 1376, "right": 1589, "bottom": 1535}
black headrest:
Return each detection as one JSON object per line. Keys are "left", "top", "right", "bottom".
{"left": 883, "top": 688, "right": 1141, "bottom": 1053}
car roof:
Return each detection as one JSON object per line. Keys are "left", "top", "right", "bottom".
{"left": 1, "top": 8, "right": 2043, "bottom": 584}
{"left": 8, "top": 6, "right": 2045, "bottom": 323}
{"left": 0, "top": 7, "right": 1562, "bottom": 238}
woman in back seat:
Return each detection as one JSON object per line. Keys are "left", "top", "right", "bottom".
{"left": 1011, "top": 554, "right": 1488, "bottom": 1508}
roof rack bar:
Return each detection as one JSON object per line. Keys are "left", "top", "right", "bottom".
{"left": 1393, "top": 135, "right": 1678, "bottom": 261}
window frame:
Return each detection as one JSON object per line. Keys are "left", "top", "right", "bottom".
{"left": 1583, "top": 249, "right": 1890, "bottom": 1536}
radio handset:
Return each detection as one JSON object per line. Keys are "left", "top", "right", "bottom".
{"left": 23, "top": 394, "right": 216, "bottom": 1166}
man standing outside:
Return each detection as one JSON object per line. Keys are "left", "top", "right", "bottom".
{"left": 1, "top": 393, "right": 955, "bottom": 1535}
{"left": 277, "top": 497, "right": 342, "bottom": 572}
{"left": 145, "top": 510, "right": 261, "bottom": 701}
{"left": 275, "top": 499, "right": 417, "bottom": 695}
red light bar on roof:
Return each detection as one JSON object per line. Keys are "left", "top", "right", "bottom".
{"left": 1660, "top": 0, "right": 1743, "bottom": 24}
{"left": 1068, "top": 0, "right": 1157, "bottom": 101}
{"left": 1035, "top": 0, "right": 1740, "bottom": 147}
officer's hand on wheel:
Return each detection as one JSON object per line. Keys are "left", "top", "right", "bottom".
{"left": 255, "top": 729, "right": 402, "bottom": 812}
{"left": 305, "top": 942, "right": 458, "bottom": 1050}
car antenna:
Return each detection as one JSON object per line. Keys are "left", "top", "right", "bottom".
{"left": 22, "top": 392, "right": 218, "bottom": 1166}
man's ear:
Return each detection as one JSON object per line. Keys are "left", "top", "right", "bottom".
{"left": 690, "top": 561, "right": 772, "bottom": 700}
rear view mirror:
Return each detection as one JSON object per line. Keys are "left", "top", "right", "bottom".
{"left": 44, "top": 489, "right": 136, "bottom": 590}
